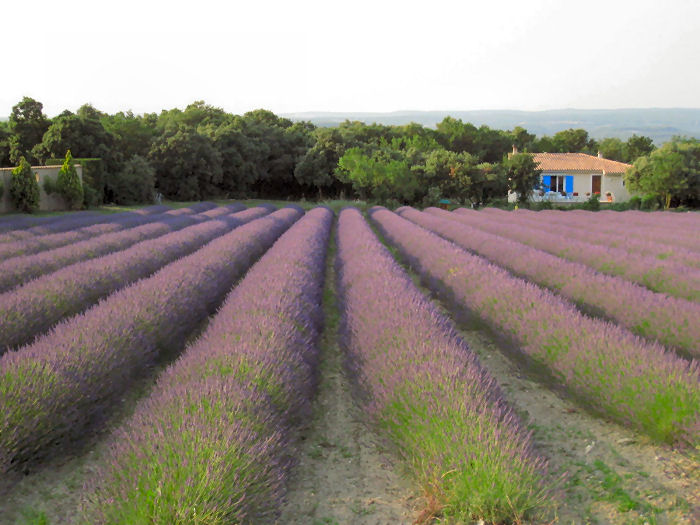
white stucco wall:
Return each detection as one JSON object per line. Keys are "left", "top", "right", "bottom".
{"left": 543, "top": 171, "right": 632, "bottom": 202}
{"left": 0, "top": 165, "right": 83, "bottom": 213}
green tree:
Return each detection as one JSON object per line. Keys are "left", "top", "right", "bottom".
{"left": 106, "top": 155, "right": 155, "bottom": 205}
{"left": 0, "top": 121, "right": 11, "bottom": 167}
{"left": 8, "top": 97, "right": 50, "bottom": 165}
{"left": 551, "top": 128, "right": 597, "bottom": 153}
{"left": 435, "top": 117, "right": 479, "bottom": 154}
{"left": 336, "top": 144, "right": 420, "bottom": 204}
{"left": 597, "top": 137, "right": 626, "bottom": 161}
{"left": 56, "top": 150, "right": 84, "bottom": 209}
{"left": 32, "top": 105, "right": 116, "bottom": 169}
{"left": 101, "top": 110, "right": 157, "bottom": 159}
{"left": 9, "top": 156, "right": 40, "bottom": 212}
{"left": 294, "top": 127, "right": 347, "bottom": 198}
{"left": 624, "top": 134, "right": 655, "bottom": 162}
{"left": 625, "top": 137, "right": 699, "bottom": 209}
{"left": 509, "top": 126, "right": 536, "bottom": 152}
{"left": 504, "top": 153, "right": 542, "bottom": 205}
{"left": 149, "top": 126, "right": 222, "bottom": 200}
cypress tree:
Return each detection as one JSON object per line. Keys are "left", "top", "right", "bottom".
{"left": 9, "top": 156, "right": 40, "bottom": 212}
{"left": 56, "top": 150, "right": 83, "bottom": 209}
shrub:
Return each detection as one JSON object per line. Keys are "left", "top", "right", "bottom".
{"left": 42, "top": 177, "right": 56, "bottom": 195}
{"left": 9, "top": 157, "right": 40, "bottom": 213}
{"left": 56, "top": 150, "right": 83, "bottom": 210}
{"left": 640, "top": 194, "right": 660, "bottom": 210}
{"left": 534, "top": 200, "right": 553, "bottom": 210}
{"left": 582, "top": 193, "right": 600, "bottom": 211}
{"left": 48, "top": 157, "right": 104, "bottom": 208}
{"left": 628, "top": 195, "right": 642, "bottom": 209}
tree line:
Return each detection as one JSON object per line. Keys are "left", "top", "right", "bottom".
{"left": 1, "top": 96, "right": 696, "bottom": 210}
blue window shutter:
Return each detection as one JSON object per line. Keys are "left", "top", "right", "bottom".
{"left": 565, "top": 175, "right": 573, "bottom": 193}
{"left": 542, "top": 175, "right": 551, "bottom": 189}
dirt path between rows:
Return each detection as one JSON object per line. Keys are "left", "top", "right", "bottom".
{"left": 458, "top": 325, "right": 699, "bottom": 525}
{"left": 278, "top": 236, "right": 419, "bottom": 525}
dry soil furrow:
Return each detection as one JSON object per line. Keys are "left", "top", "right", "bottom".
{"left": 278, "top": 236, "right": 419, "bottom": 525}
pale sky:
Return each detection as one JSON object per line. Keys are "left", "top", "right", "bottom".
{"left": 3, "top": 0, "right": 700, "bottom": 117}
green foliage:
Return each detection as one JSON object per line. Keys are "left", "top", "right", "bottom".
{"left": 149, "top": 126, "right": 222, "bottom": 200}
{"left": 582, "top": 193, "right": 600, "bottom": 211}
{"left": 8, "top": 97, "right": 50, "bottom": 165}
{"left": 294, "top": 127, "right": 347, "bottom": 197}
{"left": 337, "top": 145, "right": 420, "bottom": 204}
{"left": 640, "top": 194, "right": 660, "bottom": 210}
{"left": 0, "top": 121, "right": 11, "bottom": 167}
{"left": 625, "top": 137, "right": 700, "bottom": 208}
{"left": 627, "top": 195, "right": 642, "bottom": 209}
{"left": 49, "top": 157, "right": 104, "bottom": 207}
{"left": 504, "top": 152, "right": 542, "bottom": 204}
{"left": 33, "top": 106, "right": 115, "bottom": 171}
{"left": 435, "top": 117, "right": 511, "bottom": 162}
{"left": 106, "top": 155, "right": 155, "bottom": 205}
{"left": 9, "top": 157, "right": 40, "bottom": 212}
{"left": 42, "top": 176, "right": 56, "bottom": 195}
{"left": 56, "top": 150, "right": 84, "bottom": 209}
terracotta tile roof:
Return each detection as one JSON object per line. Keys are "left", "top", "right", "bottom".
{"left": 532, "top": 153, "right": 631, "bottom": 174}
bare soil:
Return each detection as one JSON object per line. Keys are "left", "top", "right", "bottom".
{"left": 278, "top": 235, "right": 420, "bottom": 525}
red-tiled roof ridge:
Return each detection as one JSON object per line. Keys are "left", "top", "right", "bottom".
{"left": 532, "top": 152, "right": 631, "bottom": 174}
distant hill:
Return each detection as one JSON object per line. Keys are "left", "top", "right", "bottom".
{"left": 282, "top": 108, "right": 700, "bottom": 145}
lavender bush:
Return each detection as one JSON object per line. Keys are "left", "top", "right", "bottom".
{"left": 0, "top": 207, "right": 301, "bottom": 472}
{"left": 337, "top": 208, "right": 552, "bottom": 522}
{"left": 371, "top": 207, "right": 700, "bottom": 446}
{"left": 0, "top": 205, "right": 221, "bottom": 261}
{"left": 0, "top": 204, "right": 174, "bottom": 242}
{"left": 447, "top": 208, "right": 700, "bottom": 301}
{"left": 0, "top": 210, "right": 101, "bottom": 235}
{"left": 503, "top": 208, "right": 699, "bottom": 254}
{"left": 81, "top": 207, "right": 332, "bottom": 524}
{"left": 0, "top": 205, "right": 242, "bottom": 292}
{"left": 481, "top": 208, "right": 700, "bottom": 269}
{"left": 0, "top": 207, "right": 272, "bottom": 353}
{"left": 405, "top": 207, "right": 700, "bottom": 357}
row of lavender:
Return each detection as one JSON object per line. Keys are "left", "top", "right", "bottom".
{"left": 80, "top": 207, "right": 332, "bottom": 523}
{"left": 402, "top": 207, "right": 699, "bottom": 357}
{"left": 0, "top": 204, "right": 251, "bottom": 292}
{"left": 0, "top": 206, "right": 271, "bottom": 352}
{"left": 509, "top": 208, "right": 699, "bottom": 253}
{"left": 0, "top": 203, "right": 182, "bottom": 241}
{"left": 571, "top": 208, "right": 700, "bottom": 230}
{"left": 480, "top": 207, "right": 699, "bottom": 269}
{"left": 0, "top": 202, "right": 245, "bottom": 260}
{"left": 0, "top": 207, "right": 302, "bottom": 471}
{"left": 449, "top": 208, "right": 700, "bottom": 302}
{"left": 336, "top": 209, "right": 552, "bottom": 522}
{"left": 371, "top": 207, "right": 700, "bottom": 446}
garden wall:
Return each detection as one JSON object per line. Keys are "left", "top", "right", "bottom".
{"left": 0, "top": 165, "right": 83, "bottom": 213}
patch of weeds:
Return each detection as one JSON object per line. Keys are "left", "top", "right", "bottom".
{"left": 338, "top": 444, "right": 353, "bottom": 458}
{"left": 17, "top": 508, "right": 50, "bottom": 525}
{"left": 592, "top": 460, "right": 660, "bottom": 519}
{"left": 308, "top": 446, "right": 323, "bottom": 459}
{"left": 351, "top": 501, "right": 377, "bottom": 516}
{"left": 313, "top": 517, "right": 339, "bottom": 525}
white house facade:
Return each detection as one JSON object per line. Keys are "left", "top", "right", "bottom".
{"left": 508, "top": 151, "right": 633, "bottom": 204}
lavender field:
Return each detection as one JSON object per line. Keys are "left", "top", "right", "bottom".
{"left": 0, "top": 203, "right": 697, "bottom": 524}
